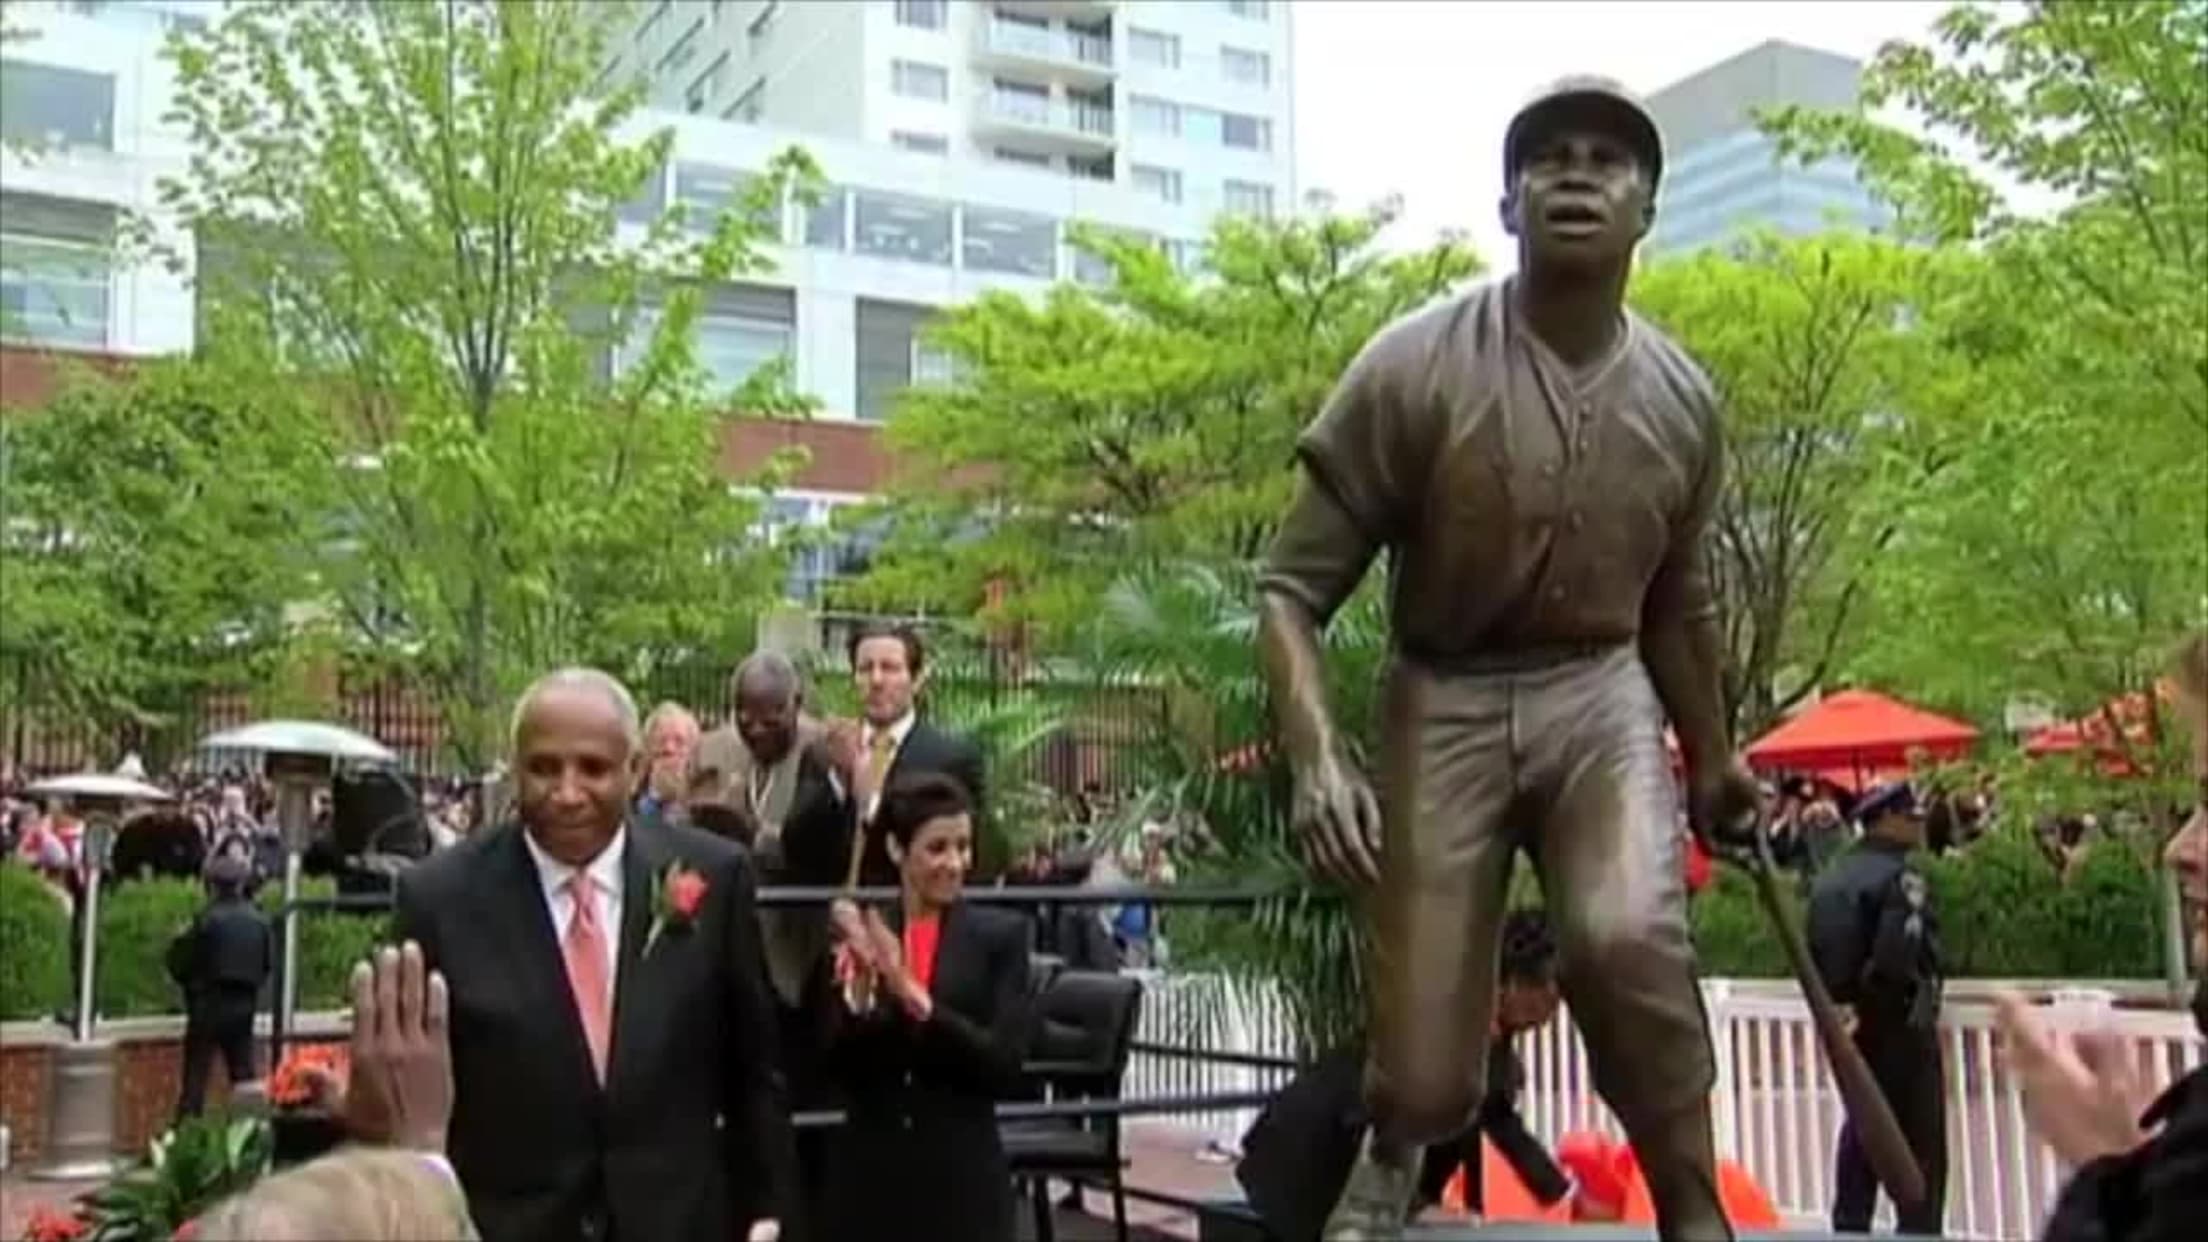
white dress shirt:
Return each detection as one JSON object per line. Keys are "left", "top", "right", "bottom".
{"left": 521, "top": 824, "right": 626, "bottom": 1003}
{"left": 861, "top": 711, "right": 918, "bottom": 821}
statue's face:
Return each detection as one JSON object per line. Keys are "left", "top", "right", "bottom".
{"left": 1500, "top": 120, "right": 1653, "bottom": 272}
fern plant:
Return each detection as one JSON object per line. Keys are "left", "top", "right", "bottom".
{"left": 78, "top": 1113, "right": 272, "bottom": 1242}
{"left": 1079, "top": 561, "right": 1389, "bottom": 1055}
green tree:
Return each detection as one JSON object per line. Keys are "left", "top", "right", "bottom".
{"left": 1630, "top": 232, "right": 1969, "bottom": 738}
{"left": 147, "top": 0, "right": 820, "bottom": 767}
{"left": 842, "top": 204, "right": 1480, "bottom": 634}
{"left": 0, "top": 360, "right": 314, "bottom": 757}
{"left": 1765, "top": 0, "right": 2207, "bottom": 760}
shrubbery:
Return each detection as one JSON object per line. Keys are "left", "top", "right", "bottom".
{"left": 1687, "top": 824, "right": 2167, "bottom": 980}
{"left": 0, "top": 862, "right": 74, "bottom": 1020}
{"left": 93, "top": 874, "right": 393, "bottom": 1018}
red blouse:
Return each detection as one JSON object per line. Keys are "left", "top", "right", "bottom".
{"left": 903, "top": 913, "right": 942, "bottom": 995}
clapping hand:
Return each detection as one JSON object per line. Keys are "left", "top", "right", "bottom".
{"left": 1994, "top": 990, "right": 2150, "bottom": 1167}
{"left": 323, "top": 941, "right": 453, "bottom": 1153}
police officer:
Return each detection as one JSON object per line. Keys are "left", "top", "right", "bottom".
{"left": 167, "top": 852, "right": 274, "bottom": 1119}
{"left": 1808, "top": 781, "right": 1948, "bottom": 1235}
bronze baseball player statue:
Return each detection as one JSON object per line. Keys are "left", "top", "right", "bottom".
{"left": 1256, "top": 77, "right": 1761, "bottom": 1241}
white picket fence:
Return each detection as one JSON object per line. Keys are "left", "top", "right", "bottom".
{"left": 1124, "top": 972, "right": 2204, "bottom": 1240}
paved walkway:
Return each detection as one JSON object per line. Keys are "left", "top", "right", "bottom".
{"left": 1, "top": 1129, "right": 1230, "bottom": 1241}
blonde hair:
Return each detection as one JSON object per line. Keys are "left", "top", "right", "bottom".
{"left": 193, "top": 1147, "right": 476, "bottom": 1241}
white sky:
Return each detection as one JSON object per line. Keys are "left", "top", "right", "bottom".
{"left": 1290, "top": 0, "right": 1955, "bottom": 269}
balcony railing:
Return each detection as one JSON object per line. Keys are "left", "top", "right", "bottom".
{"left": 978, "top": 90, "right": 1115, "bottom": 138}
{"left": 980, "top": 18, "right": 1113, "bottom": 69}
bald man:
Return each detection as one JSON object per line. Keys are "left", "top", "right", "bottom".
{"left": 393, "top": 668, "right": 794, "bottom": 1242}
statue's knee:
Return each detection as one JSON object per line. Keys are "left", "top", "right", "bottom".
{"left": 1557, "top": 906, "right": 1664, "bottom": 978}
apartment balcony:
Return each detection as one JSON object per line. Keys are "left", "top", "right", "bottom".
{"left": 991, "top": 0, "right": 1118, "bottom": 22}
{"left": 973, "top": 17, "right": 1116, "bottom": 87}
{"left": 970, "top": 89, "right": 1117, "bottom": 156}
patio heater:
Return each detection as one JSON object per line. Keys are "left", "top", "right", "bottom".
{"left": 24, "top": 771, "right": 172, "bottom": 1181}
{"left": 195, "top": 720, "right": 396, "bottom": 1054}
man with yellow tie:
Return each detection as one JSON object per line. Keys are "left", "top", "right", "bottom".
{"left": 831, "top": 623, "right": 989, "bottom": 888}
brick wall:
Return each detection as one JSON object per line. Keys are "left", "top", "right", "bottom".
{"left": 2, "top": 1015, "right": 347, "bottom": 1161}
{"left": 0, "top": 1038, "right": 57, "bottom": 1166}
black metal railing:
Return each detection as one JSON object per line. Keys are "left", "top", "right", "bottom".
{"left": 262, "top": 880, "right": 1317, "bottom": 1230}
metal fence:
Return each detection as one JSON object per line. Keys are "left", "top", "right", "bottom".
{"left": 2, "top": 643, "right": 1171, "bottom": 797}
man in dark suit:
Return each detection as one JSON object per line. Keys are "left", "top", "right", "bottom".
{"left": 841, "top": 623, "right": 988, "bottom": 886}
{"left": 168, "top": 853, "right": 272, "bottom": 1119}
{"left": 688, "top": 651, "right": 855, "bottom": 1242}
{"left": 394, "top": 667, "right": 794, "bottom": 1242}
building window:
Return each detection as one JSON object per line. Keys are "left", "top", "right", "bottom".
{"left": 1223, "top": 179, "right": 1274, "bottom": 218}
{"left": 805, "top": 186, "right": 849, "bottom": 250}
{"left": 894, "top": 0, "right": 946, "bottom": 30}
{"left": 961, "top": 206, "right": 1058, "bottom": 279}
{"left": 853, "top": 191, "right": 953, "bottom": 266}
{"left": 1, "top": 234, "right": 111, "bottom": 348}
{"left": 893, "top": 131, "right": 949, "bottom": 155}
{"left": 1130, "top": 95, "right": 1180, "bottom": 137}
{"left": 892, "top": 60, "right": 949, "bottom": 102}
{"left": 1221, "top": 111, "right": 1271, "bottom": 151}
{"left": 1067, "top": 153, "right": 1113, "bottom": 182}
{"left": 1132, "top": 165, "right": 1183, "bottom": 204}
{"left": 675, "top": 163, "right": 779, "bottom": 235}
{"left": 636, "top": 0, "right": 672, "bottom": 43}
{"left": 993, "top": 146, "right": 1051, "bottom": 170}
{"left": 686, "top": 51, "right": 731, "bottom": 114}
{"left": 724, "top": 77, "right": 765, "bottom": 122}
{"left": 658, "top": 16, "right": 705, "bottom": 75}
{"left": 1128, "top": 28, "right": 1180, "bottom": 69}
{"left": 989, "top": 78, "right": 1049, "bottom": 125}
{"left": 911, "top": 339, "right": 958, "bottom": 387}
{"left": 0, "top": 60, "right": 116, "bottom": 152}
{"left": 1221, "top": 46, "right": 1270, "bottom": 87}
{"left": 617, "top": 290, "right": 795, "bottom": 393}
{"left": 619, "top": 161, "right": 669, "bottom": 225}
{"left": 747, "top": 1, "right": 781, "bottom": 53}
{"left": 1222, "top": 0, "right": 1270, "bottom": 18}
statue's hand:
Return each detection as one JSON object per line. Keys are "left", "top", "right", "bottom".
{"left": 1690, "top": 756, "right": 1764, "bottom": 861}
{"left": 1292, "top": 753, "right": 1383, "bottom": 887}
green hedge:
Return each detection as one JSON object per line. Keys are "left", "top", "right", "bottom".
{"left": 95, "top": 875, "right": 392, "bottom": 1018}
{"left": 0, "top": 863, "right": 74, "bottom": 1020}
{"left": 1687, "top": 825, "right": 2167, "bottom": 979}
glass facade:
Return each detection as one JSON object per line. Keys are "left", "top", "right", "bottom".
{"left": 1647, "top": 129, "right": 1889, "bottom": 257}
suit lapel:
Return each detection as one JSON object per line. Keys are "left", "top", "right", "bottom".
{"left": 606, "top": 819, "right": 664, "bottom": 1100}
{"left": 493, "top": 826, "right": 602, "bottom": 1099}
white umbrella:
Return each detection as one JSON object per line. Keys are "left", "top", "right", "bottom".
{"left": 197, "top": 719, "right": 396, "bottom": 764}
{"left": 24, "top": 773, "right": 173, "bottom": 803}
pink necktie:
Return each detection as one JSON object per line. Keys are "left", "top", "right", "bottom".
{"left": 562, "top": 874, "right": 612, "bottom": 1083}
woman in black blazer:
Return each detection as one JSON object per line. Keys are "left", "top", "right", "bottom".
{"left": 820, "top": 772, "right": 1035, "bottom": 1242}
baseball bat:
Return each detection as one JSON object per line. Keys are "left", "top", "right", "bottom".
{"left": 1737, "top": 825, "right": 1928, "bottom": 1212}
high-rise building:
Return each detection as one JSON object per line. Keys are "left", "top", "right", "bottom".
{"left": 3, "top": 0, "right": 1285, "bottom": 605}
{"left": 1641, "top": 40, "right": 1891, "bottom": 257}
{"left": 600, "top": 0, "right": 1296, "bottom": 225}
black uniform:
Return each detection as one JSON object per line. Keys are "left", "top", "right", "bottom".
{"left": 1808, "top": 836, "right": 1948, "bottom": 1235}
{"left": 167, "top": 892, "right": 273, "bottom": 1118}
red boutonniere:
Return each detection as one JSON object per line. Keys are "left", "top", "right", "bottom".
{"left": 645, "top": 862, "right": 709, "bottom": 957}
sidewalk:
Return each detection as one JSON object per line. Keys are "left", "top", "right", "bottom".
{"left": 1, "top": 1173, "right": 99, "bottom": 1237}
{"left": 0, "top": 1126, "right": 1237, "bottom": 1242}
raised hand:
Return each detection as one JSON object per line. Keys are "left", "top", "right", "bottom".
{"left": 1994, "top": 990, "right": 2149, "bottom": 1166}
{"left": 341, "top": 941, "right": 453, "bottom": 1153}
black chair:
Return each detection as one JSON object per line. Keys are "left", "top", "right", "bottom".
{"left": 1001, "top": 968, "right": 1144, "bottom": 1242}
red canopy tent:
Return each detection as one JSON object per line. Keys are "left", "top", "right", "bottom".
{"left": 2023, "top": 682, "right": 2172, "bottom": 777}
{"left": 1745, "top": 689, "right": 1978, "bottom": 793}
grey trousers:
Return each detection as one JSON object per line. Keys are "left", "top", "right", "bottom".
{"left": 1362, "top": 644, "right": 1726, "bottom": 1233}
